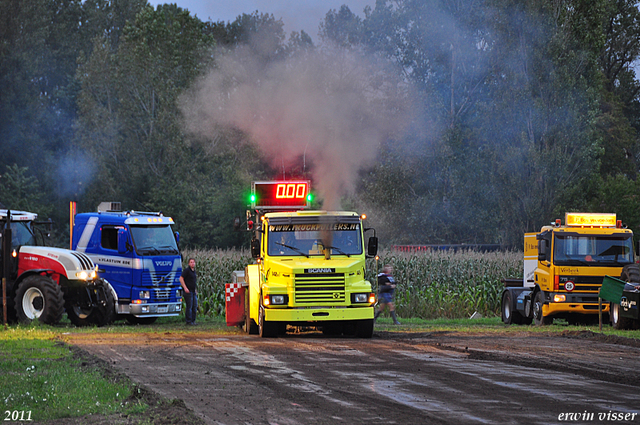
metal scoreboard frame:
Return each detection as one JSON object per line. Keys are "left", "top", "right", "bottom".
{"left": 251, "top": 181, "right": 311, "bottom": 210}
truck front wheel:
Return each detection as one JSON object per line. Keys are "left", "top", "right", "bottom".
{"left": 533, "top": 291, "right": 553, "bottom": 326}
{"left": 65, "top": 281, "right": 115, "bottom": 327}
{"left": 259, "top": 306, "right": 277, "bottom": 338}
{"left": 15, "top": 275, "right": 64, "bottom": 324}
{"left": 355, "top": 319, "right": 374, "bottom": 338}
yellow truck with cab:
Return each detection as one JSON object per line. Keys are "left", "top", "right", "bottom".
{"left": 501, "top": 212, "right": 637, "bottom": 326}
{"left": 230, "top": 181, "right": 378, "bottom": 337}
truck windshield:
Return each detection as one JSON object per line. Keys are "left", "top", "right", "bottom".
{"left": 130, "top": 225, "right": 179, "bottom": 256}
{"left": 553, "top": 234, "right": 634, "bottom": 266}
{"left": 267, "top": 223, "right": 362, "bottom": 257}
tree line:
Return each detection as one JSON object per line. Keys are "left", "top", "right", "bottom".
{"left": 1, "top": 0, "right": 640, "bottom": 249}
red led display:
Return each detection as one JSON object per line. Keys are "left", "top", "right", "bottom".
{"left": 252, "top": 181, "right": 310, "bottom": 209}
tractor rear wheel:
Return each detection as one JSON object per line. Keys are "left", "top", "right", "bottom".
{"left": 15, "top": 275, "right": 64, "bottom": 325}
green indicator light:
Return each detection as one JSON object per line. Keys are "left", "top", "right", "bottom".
{"left": 306, "top": 193, "right": 313, "bottom": 202}
{"left": 250, "top": 194, "right": 256, "bottom": 203}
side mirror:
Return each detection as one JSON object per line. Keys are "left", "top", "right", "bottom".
{"left": 538, "top": 240, "right": 548, "bottom": 262}
{"left": 117, "top": 229, "right": 130, "bottom": 254}
{"left": 174, "top": 231, "right": 180, "bottom": 244}
{"left": 250, "top": 238, "right": 260, "bottom": 259}
{"left": 367, "top": 236, "right": 378, "bottom": 257}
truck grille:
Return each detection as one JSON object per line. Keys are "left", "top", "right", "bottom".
{"left": 294, "top": 273, "right": 345, "bottom": 304}
{"left": 559, "top": 276, "right": 605, "bottom": 292}
{"left": 154, "top": 289, "right": 171, "bottom": 302}
{"left": 141, "top": 271, "right": 179, "bottom": 286}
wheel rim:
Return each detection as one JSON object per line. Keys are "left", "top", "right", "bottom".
{"left": 73, "top": 305, "right": 93, "bottom": 320}
{"left": 22, "top": 287, "right": 44, "bottom": 320}
{"left": 533, "top": 298, "right": 543, "bottom": 321}
{"left": 504, "top": 300, "right": 511, "bottom": 320}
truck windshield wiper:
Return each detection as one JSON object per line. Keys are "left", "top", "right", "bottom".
{"left": 275, "top": 242, "right": 309, "bottom": 258}
{"left": 157, "top": 245, "right": 179, "bottom": 254}
{"left": 322, "top": 245, "right": 350, "bottom": 257}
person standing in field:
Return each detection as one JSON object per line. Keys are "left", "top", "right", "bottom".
{"left": 180, "top": 258, "right": 198, "bottom": 325}
{"left": 374, "top": 264, "right": 401, "bottom": 325}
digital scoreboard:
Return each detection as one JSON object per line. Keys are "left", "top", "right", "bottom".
{"left": 251, "top": 181, "right": 311, "bottom": 210}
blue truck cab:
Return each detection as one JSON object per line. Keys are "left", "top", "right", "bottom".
{"left": 72, "top": 202, "right": 182, "bottom": 324}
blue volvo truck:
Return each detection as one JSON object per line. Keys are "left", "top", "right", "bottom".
{"left": 72, "top": 202, "right": 182, "bottom": 324}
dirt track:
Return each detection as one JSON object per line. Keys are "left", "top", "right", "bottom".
{"left": 63, "top": 329, "right": 640, "bottom": 425}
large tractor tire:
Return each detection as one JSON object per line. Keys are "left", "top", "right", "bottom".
{"left": 65, "top": 280, "right": 115, "bottom": 327}
{"left": 610, "top": 303, "right": 633, "bottom": 330}
{"left": 15, "top": 275, "right": 64, "bottom": 325}
{"left": 611, "top": 264, "right": 640, "bottom": 330}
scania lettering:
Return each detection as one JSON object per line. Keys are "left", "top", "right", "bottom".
{"left": 72, "top": 203, "right": 182, "bottom": 324}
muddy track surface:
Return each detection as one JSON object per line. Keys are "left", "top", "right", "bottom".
{"left": 62, "top": 329, "right": 640, "bottom": 425}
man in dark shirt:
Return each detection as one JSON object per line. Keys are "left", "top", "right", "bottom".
{"left": 180, "top": 258, "right": 198, "bottom": 325}
{"left": 374, "top": 265, "right": 401, "bottom": 325}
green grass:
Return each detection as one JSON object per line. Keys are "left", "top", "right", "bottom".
{"left": 0, "top": 323, "right": 146, "bottom": 422}
{"left": 373, "top": 315, "right": 640, "bottom": 338}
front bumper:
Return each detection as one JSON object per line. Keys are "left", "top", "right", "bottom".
{"left": 119, "top": 302, "right": 182, "bottom": 317}
{"left": 264, "top": 306, "right": 374, "bottom": 322}
{"left": 543, "top": 292, "right": 608, "bottom": 316}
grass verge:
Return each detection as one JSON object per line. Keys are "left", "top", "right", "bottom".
{"left": 0, "top": 324, "right": 145, "bottom": 423}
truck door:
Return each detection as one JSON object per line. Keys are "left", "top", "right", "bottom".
{"left": 99, "top": 225, "right": 134, "bottom": 301}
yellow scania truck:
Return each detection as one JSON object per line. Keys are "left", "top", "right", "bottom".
{"left": 232, "top": 181, "right": 378, "bottom": 337}
{"left": 501, "top": 212, "right": 637, "bottom": 326}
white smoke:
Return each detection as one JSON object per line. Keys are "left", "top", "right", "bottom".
{"left": 180, "top": 39, "right": 415, "bottom": 210}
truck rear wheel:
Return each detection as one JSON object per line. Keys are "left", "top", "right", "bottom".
{"left": 15, "top": 275, "right": 64, "bottom": 325}
{"left": 533, "top": 291, "right": 553, "bottom": 326}
{"left": 244, "top": 287, "right": 258, "bottom": 334}
{"left": 501, "top": 291, "right": 524, "bottom": 325}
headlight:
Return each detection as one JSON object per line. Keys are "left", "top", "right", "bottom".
{"left": 139, "top": 290, "right": 151, "bottom": 299}
{"left": 352, "top": 293, "right": 369, "bottom": 303}
{"left": 271, "top": 295, "right": 285, "bottom": 305}
{"left": 76, "top": 271, "right": 88, "bottom": 280}
{"left": 553, "top": 294, "right": 566, "bottom": 302}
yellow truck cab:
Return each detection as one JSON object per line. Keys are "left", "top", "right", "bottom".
{"left": 235, "top": 181, "right": 378, "bottom": 337}
{"left": 502, "top": 213, "right": 635, "bottom": 326}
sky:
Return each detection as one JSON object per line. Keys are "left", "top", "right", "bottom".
{"left": 147, "top": 0, "right": 376, "bottom": 39}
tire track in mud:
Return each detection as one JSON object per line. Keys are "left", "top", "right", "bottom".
{"left": 66, "top": 330, "right": 640, "bottom": 425}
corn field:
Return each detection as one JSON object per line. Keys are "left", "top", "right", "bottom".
{"left": 185, "top": 248, "right": 523, "bottom": 319}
